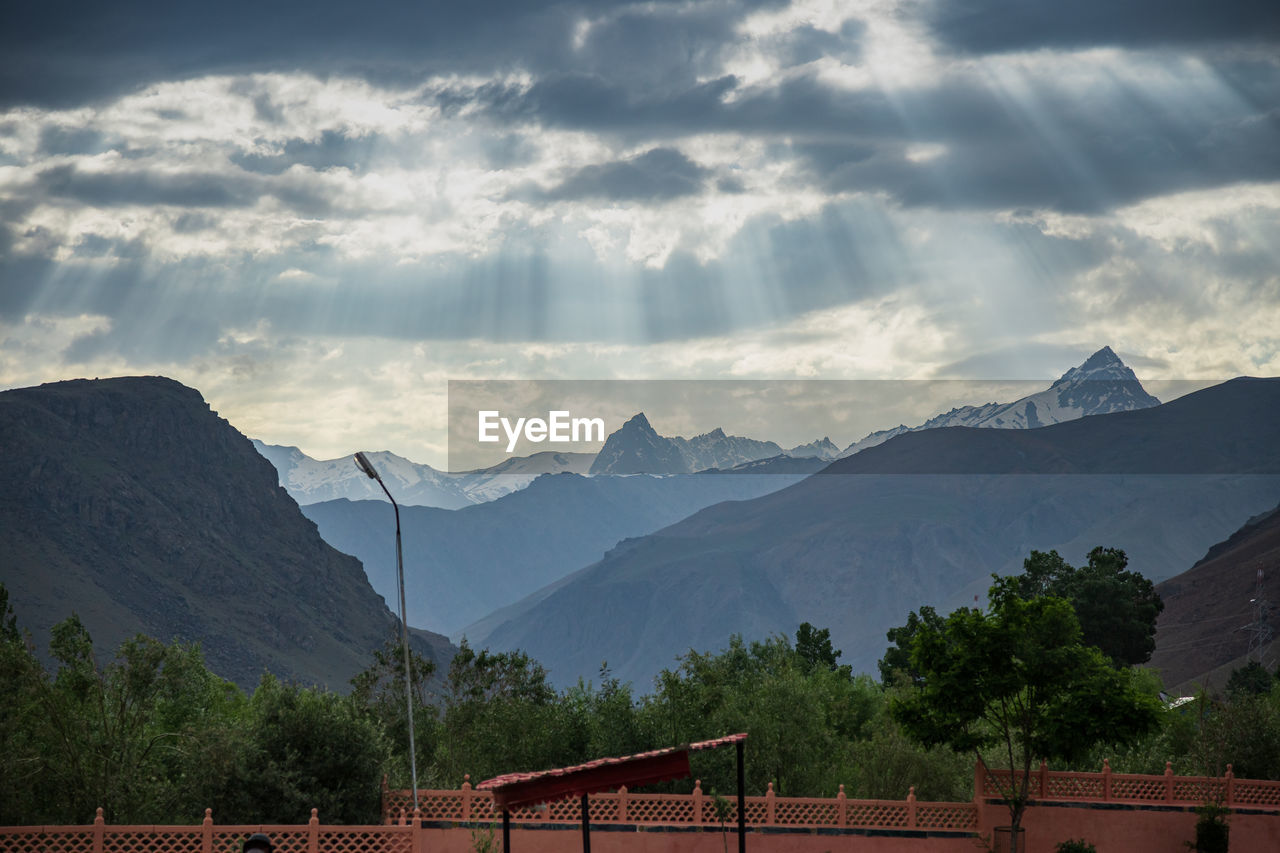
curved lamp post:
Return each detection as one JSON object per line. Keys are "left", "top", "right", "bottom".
{"left": 354, "top": 451, "right": 419, "bottom": 811}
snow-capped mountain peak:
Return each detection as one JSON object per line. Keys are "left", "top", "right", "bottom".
{"left": 839, "top": 347, "right": 1160, "bottom": 457}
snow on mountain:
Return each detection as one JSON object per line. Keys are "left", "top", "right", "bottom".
{"left": 252, "top": 440, "right": 592, "bottom": 508}
{"left": 681, "top": 427, "right": 784, "bottom": 471}
{"left": 786, "top": 437, "right": 840, "bottom": 460}
{"left": 454, "top": 451, "right": 595, "bottom": 502}
{"left": 588, "top": 412, "right": 689, "bottom": 475}
{"left": 839, "top": 347, "right": 1160, "bottom": 457}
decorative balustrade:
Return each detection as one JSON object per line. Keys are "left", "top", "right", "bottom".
{"left": 385, "top": 776, "right": 977, "bottom": 831}
{"left": 386, "top": 761, "right": 1280, "bottom": 833}
{"left": 979, "top": 760, "right": 1280, "bottom": 809}
{"left": 0, "top": 808, "right": 413, "bottom": 853}
{"left": 7, "top": 762, "right": 1278, "bottom": 853}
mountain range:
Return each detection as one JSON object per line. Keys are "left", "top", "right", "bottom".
{"left": 588, "top": 415, "right": 837, "bottom": 476}
{"left": 0, "top": 377, "right": 452, "bottom": 690}
{"left": 282, "top": 346, "right": 1189, "bottom": 654}
{"left": 253, "top": 441, "right": 595, "bottom": 508}
{"left": 300, "top": 467, "right": 811, "bottom": 636}
{"left": 473, "top": 378, "right": 1280, "bottom": 688}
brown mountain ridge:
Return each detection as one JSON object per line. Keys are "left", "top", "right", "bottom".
{"left": 0, "top": 375, "right": 451, "bottom": 689}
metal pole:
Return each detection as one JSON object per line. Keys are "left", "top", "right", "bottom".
{"left": 581, "top": 793, "right": 591, "bottom": 853}
{"left": 737, "top": 740, "right": 746, "bottom": 853}
{"left": 391, "top": 494, "right": 420, "bottom": 812}
{"left": 503, "top": 808, "right": 511, "bottom": 853}
{"left": 355, "top": 453, "right": 420, "bottom": 812}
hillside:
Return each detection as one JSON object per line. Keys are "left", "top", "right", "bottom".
{"left": 476, "top": 378, "right": 1280, "bottom": 687}
{"left": 1152, "top": 501, "right": 1280, "bottom": 692}
{"left": 0, "top": 376, "right": 451, "bottom": 689}
{"left": 302, "top": 468, "right": 811, "bottom": 636}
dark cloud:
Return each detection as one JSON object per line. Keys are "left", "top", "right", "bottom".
{"left": 38, "top": 126, "right": 110, "bottom": 156}
{"left": 921, "top": 0, "right": 1280, "bottom": 55}
{"left": 535, "top": 147, "right": 711, "bottom": 202}
{"left": 0, "top": 0, "right": 789, "bottom": 109}
{"left": 771, "top": 21, "right": 863, "bottom": 68}
{"left": 37, "top": 164, "right": 255, "bottom": 208}
{"left": 34, "top": 164, "right": 337, "bottom": 215}
{"left": 459, "top": 62, "right": 1280, "bottom": 213}
{"left": 230, "top": 131, "right": 380, "bottom": 175}
{"left": 172, "top": 212, "right": 217, "bottom": 233}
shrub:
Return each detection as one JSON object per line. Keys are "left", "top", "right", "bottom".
{"left": 1189, "top": 801, "right": 1229, "bottom": 853}
{"left": 1056, "top": 841, "right": 1097, "bottom": 853}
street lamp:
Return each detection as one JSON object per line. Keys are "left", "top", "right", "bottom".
{"left": 354, "top": 451, "right": 419, "bottom": 812}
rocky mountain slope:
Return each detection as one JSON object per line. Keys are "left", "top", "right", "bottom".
{"left": 476, "top": 378, "right": 1280, "bottom": 687}
{"left": 0, "top": 377, "right": 451, "bottom": 689}
{"left": 1152, "top": 501, "right": 1280, "bottom": 692}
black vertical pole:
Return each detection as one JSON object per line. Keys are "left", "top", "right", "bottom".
{"left": 502, "top": 807, "right": 511, "bottom": 853}
{"left": 737, "top": 740, "right": 746, "bottom": 853}
{"left": 581, "top": 793, "right": 592, "bottom": 853}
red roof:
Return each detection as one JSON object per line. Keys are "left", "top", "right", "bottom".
{"left": 476, "top": 733, "right": 748, "bottom": 810}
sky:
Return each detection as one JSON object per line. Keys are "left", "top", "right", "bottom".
{"left": 1, "top": 0, "right": 1278, "bottom": 465}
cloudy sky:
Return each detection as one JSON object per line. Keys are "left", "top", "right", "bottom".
{"left": 2, "top": 0, "right": 1278, "bottom": 464}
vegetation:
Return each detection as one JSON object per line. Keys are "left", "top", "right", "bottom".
{"left": 1189, "top": 801, "right": 1230, "bottom": 852}
{"left": 0, "top": 539, "right": 1276, "bottom": 828}
{"left": 1055, "top": 841, "right": 1097, "bottom": 853}
{"left": 1010, "top": 547, "right": 1163, "bottom": 666}
{"left": 888, "top": 576, "right": 1163, "bottom": 850}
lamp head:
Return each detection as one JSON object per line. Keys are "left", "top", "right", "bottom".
{"left": 354, "top": 451, "right": 380, "bottom": 481}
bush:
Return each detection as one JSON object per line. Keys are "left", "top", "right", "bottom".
{"left": 1189, "top": 802, "right": 1229, "bottom": 853}
{"left": 1056, "top": 841, "right": 1097, "bottom": 853}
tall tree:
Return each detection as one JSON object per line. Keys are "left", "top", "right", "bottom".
{"left": 350, "top": 630, "right": 439, "bottom": 788}
{"left": 436, "top": 640, "right": 583, "bottom": 784}
{"left": 1012, "top": 547, "right": 1163, "bottom": 665}
{"left": 878, "top": 606, "right": 944, "bottom": 686}
{"left": 889, "top": 579, "right": 1161, "bottom": 852}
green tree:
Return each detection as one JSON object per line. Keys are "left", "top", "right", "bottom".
{"left": 228, "top": 674, "right": 388, "bottom": 824}
{"left": 1012, "top": 548, "right": 1163, "bottom": 665}
{"left": 350, "top": 630, "right": 440, "bottom": 788}
{"left": 50, "top": 618, "right": 245, "bottom": 822}
{"left": 0, "top": 607, "right": 247, "bottom": 825}
{"left": 795, "top": 622, "right": 850, "bottom": 677}
{"left": 0, "top": 584, "right": 47, "bottom": 824}
{"left": 643, "top": 634, "right": 878, "bottom": 796}
{"left": 1187, "top": 687, "right": 1280, "bottom": 780}
{"left": 435, "top": 640, "right": 583, "bottom": 784}
{"left": 1225, "top": 661, "right": 1273, "bottom": 699}
{"left": 889, "top": 579, "right": 1161, "bottom": 851}
{"left": 878, "top": 606, "right": 944, "bottom": 686}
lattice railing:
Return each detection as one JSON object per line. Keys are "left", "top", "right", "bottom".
{"left": 382, "top": 779, "right": 978, "bottom": 831}
{"left": 980, "top": 761, "right": 1280, "bottom": 810}
{"left": 0, "top": 810, "right": 409, "bottom": 853}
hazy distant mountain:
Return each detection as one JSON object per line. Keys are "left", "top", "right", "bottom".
{"left": 479, "top": 378, "right": 1280, "bottom": 688}
{"left": 787, "top": 437, "right": 840, "bottom": 460}
{"left": 1152, "top": 501, "right": 1280, "bottom": 692}
{"left": 457, "top": 452, "right": 597, "bottom": 502}
{"left": 302, "top": 469, "right": 808, "bottom": 636}
{"left": 841, "top": 346, "right": 1159, "bottom": 456}
{"left": 1, "top": 377, "right": 452, "bottom": 690}
{"left": 253, "top": 440, "right": 593, "bottom": 508}
{"left": 589, "top": 413, "right": 808, "bottom": 475}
